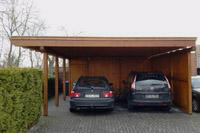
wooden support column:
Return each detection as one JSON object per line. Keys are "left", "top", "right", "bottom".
{"left": 187, "top": 52, "right": 192, "bottom": 114}
{"left": 170, "top": 55, "right": 174, "bottom": 94}
{"left": 55, "top": 57, "right": 59, "bottom": 107}
{"left": 62, "top": 59, "right": 66, "bottom": 100}
{"left": 69, "top": 59, "right": 72, "bottom": 96}
{"left": 43, "top": 53, "right": 48, "bottom": 116}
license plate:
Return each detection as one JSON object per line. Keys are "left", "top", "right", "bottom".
{"left": 85, "top": 94, "right": 99, "bottom": 98}
{"left": 145, "top": 95, "right": 159, "bottom": 99}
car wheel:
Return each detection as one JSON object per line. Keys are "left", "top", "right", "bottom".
{"left": 163, "top": 106, "right": 171, "bottom": 112}
{"left": 193, "top": 99, "right": 200, "bottom": 112}
{"left": 108, "top": 108, "right": 114, "bottom": 112}
{"left": 69, "top": 108, "right": 76, "bottom": 113}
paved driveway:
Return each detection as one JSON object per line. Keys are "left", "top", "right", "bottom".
{"left": 29, "top": 96, "right": 200, "bottom": 133}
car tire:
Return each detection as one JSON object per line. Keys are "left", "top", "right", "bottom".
{"left": 69, "top": 108, "right": 76, "bottom": 113}
{"left": 193, "top": 99, "right": 200, "bottom": 112}
{"left": 108, "top": 108, "right": 114, "bottom": 112}
{"left": 163, "top": 106, "right": 171, "bottom": 112}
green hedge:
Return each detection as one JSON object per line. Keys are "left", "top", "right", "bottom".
{"left": 0, "top": 68, "right": 42, "bottom": 133}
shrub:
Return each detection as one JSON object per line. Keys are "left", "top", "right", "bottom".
{"left": 0, "top": 68, "right": 42, "bottom": 133}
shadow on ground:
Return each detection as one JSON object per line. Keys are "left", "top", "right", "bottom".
{"left": 72, "top": 101, "right": 181, "bottom": 115}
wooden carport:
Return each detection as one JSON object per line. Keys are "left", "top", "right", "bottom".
{"left": 11, "top": 36, "right": 196, "bottom": 115}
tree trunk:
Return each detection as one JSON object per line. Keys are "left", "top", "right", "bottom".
{"left": 16, "top": 47, "right": 22, "bottom": 67}
{"left": 29, "top": 50, "right": 33, "bottom": 68}
{"left": 7, "top": 43, "right": 13, "bottom": 66}
{"left": 48, "top": 56, "right": 55, "bottom": 77}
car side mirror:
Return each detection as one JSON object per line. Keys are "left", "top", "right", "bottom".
{"left": 72, "top": 80, "right": 77, "bottom": 89}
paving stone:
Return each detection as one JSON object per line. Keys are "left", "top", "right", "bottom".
{"left": 29, "top": 96, "right": 200, "bottom": 133}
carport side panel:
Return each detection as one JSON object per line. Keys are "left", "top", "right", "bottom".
{"left": 187, "top": 52, "right": 192, "bottom": 114}
{"left": 172, "top": 52, "right": 192, "bottom": 114}
{"left": 151, "top": 52, "right": 192, "bottom": 114}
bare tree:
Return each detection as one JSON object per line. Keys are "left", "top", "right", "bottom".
{"left": 48, "top": 56, "right": 55, "bottom": 77}
{"left": 34, "top": 51, "right": 42, "bottom": 68}
{"left": 27, "top": 21, "right": 46, "bottom": 68}
{"left": 29, "top": 50, "right": 33, "bottom": 68}
{"left": 0, "top": 0, "right": 44, "bottom": 67}
{"left": 0, "top": 0, "right": 17, "bottom": 66}
{"left": 0, "top": 36, "right": 4, "bottom": 60}
{"left": 0, "top": 1, "right": 5, "bottom": 64}
{"left": 58, "top": 25, "right": 83, "bottom": 37}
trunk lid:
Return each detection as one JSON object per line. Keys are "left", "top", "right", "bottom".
{"left": 74, "top": 87, "right": 108, "bottom": 98}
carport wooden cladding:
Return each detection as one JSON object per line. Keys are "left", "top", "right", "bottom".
{"left": 151, "top": 52, "right": 192, "bottom": 113}
{"left": 11, "top": 36, "right": 196, "bottom": 115}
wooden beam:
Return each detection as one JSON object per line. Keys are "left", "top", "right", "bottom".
{"left": 43, "top": 53, "right": 48, "bottom": 116}
{"left": 55, "top": 57, "right": 59, "bottom": 107}
{"left": 45, "top": 47, "right": 67, "bottom": 59}
{"left": 11, "top": 36, "right": 196, "bottom": 47}
{"left": 62, "top": 59, "right": 66, "bottom": 100}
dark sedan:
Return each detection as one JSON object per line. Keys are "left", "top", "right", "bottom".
{"left": 192, "top": 76, "right": 200, "bottom": 112}
{"left": 69, "top": 76, "right": 114, "bottom": 112}
{"left": 127, "top": 72, "right": 172, "bottom": 110}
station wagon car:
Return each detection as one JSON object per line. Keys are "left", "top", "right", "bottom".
{"left": 69, "top": 76, "right": 114, "bottom": 112}
{"left": 192, "top": 76, "right": 200, "bottom": 112}
{"left": 127, "top": 72, "right": 172, "bottom": 110}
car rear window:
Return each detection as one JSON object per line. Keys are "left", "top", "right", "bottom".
{"left": 192, "top": 77, "right": 200, "bottom": 89}
{"left": 135, "top": 73, "right": 169, "bottom": 91}
{"left": 77, "top": 79, "right": 106, "bottom": 88}
{"left": 136, "top": 73, "right": 166, "bottom": 81}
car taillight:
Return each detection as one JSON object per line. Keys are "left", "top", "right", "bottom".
{"left": 103, "top": 91, "right": 113, "bottom": 98}
{"left": 165, "top": 76, "right": 171, "bottom": 89}
{"left": 70, "top": 91, "right": 80, "bottom": 98}
{"left": 131, "top": 76, "right": 137, "bottom": 91}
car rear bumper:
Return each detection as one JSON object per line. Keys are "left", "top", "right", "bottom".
{"left": 70, "top": 98, "right": 114, "bottom": 109}
{"left": 129, "top": 99, "right": 172, "bottom": 106}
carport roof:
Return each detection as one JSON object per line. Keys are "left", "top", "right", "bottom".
{"left": 11, "top": 36, "right": 196, "bottom": 58}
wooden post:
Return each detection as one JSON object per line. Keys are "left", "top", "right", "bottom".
{"left": 55, "top": 57, "right": 59, "bottom": 107}
{"left": 69, "top": 59, "right": 72, "bottom": 96}
{"left": 43, "top": 53, "right": 48, "bottom": 116}
{"left": 62, "top": 58, "right": 66, "bottom": 100}
{"left": 170, "top": 55, "right": 174, "bottom": 99}
{"left": 187, "top": 52, "right": 192, "bottom": 114}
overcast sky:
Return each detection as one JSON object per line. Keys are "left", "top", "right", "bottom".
{"left": 34, "top": 0, "right": 200, "bottom": 43}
